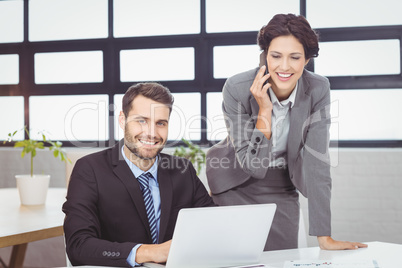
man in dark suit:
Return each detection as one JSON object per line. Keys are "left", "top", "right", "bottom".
{"left": 63, "top": 83, "right": 214, "bottom": 267}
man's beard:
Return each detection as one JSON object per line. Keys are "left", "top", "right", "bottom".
{"left": 125, "top": 141, "right": 164, "bottom": 160}
{"left": 124, "top": 129, "right": 165, "bottom": 160}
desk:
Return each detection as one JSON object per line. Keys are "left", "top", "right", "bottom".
{"left": 259, "top": 241, "right": 402, "bottom": 267}
{"left": 57, "top": 241, "right": 401, "bottom": 268}
{"left": 0, "top": 187, "right": 66, "bottom": 268}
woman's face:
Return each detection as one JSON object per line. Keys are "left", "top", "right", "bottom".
{"left": 266, "top": 35, "right": 309, "bottom": 101}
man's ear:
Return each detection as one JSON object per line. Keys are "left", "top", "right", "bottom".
{"left": 118, "top": 111, "right": 126, "bottom": 130}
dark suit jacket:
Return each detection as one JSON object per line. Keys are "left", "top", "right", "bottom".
{"left": 206, "top": 68, "right": 332, "bottom": 236}
{"left": 63, "top": 140, "right": 214, "bottom": 267}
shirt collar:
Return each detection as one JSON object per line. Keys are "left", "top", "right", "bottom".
{"left": 121, "top": 145, "right": 158, "bottom": 180}
{"left": 269, "top": 81, "right": 298, "bottom": 108}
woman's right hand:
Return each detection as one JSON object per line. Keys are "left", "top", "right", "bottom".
{"left": 250, "top": 65, "right": 273, "bottom": 112}
{"left": 250, "top": 66, "right": 273, "bottom": 140}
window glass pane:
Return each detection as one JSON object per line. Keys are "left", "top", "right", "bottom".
{"left": 330, "top": 89, "right": 402, "bottom": 140}
{"left": 0, "top": 96, "right": 24, "bottom": 140}
{"left": 169, "top": 93, "right": 201, "bottom": 141}
{"left": 114, "top": 94, "right": 123, "bottom": 141}
{"left": 207, "top": 92, "right": 227, "bottom": 141}
{"left": 29, "top": 95, "right": 109, "bottom": 142}
{"left": 0, "top": 54, "right": 19, "bottom": 84}
{"left": 120, "top": 48, "right": 194, "bottom": 82}
{"left": 114, "top": 0, "right": 200, "bottom": 37}
{"left": 0, "top": 0, "right": 23, "bottom": 43}
{"left": 29, "top": 0, "right": 108, "bottom": 41}
{"left": 206, "top": 0, "right": 299, "bottom": 33}
{"left": 214, "top": 45, "right": 261, "bottom": 79}
{"left": 307, "top": 0, "right": 402, "bottom": 28}
{"left": 315, "top": 40, "right": 400, "bottom": 77}
{"left": 114, "top": 93, "right": 201, "bottom": 142}
{"left": 34, "top": 51, "right": 103, "bottom": 84}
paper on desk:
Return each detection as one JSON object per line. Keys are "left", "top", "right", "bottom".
{"left": 283, "top": 259, "right": 379, "bottom": 268}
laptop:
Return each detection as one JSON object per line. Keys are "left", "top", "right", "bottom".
{"left": 144, "top": 203, "right": 277, "bottom": 268}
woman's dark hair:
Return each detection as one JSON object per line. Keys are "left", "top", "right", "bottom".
{"left": 257, "top": 13, "right": 319, "bottom": 59}
{"left": 122, "top": 82, "right": 174, "bottom": 117}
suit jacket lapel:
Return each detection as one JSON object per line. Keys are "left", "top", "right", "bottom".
{"left": 111, "top": 140, "right": 151, "bottom": 238}
{"left": 287, "top": 75, "right": 311, "bottom": 176}
{"left": 157, "top": 155, "right": 173, "bottom": 242}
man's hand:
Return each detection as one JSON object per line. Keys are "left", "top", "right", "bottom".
{"left": 135, "top": 240, "right": 172, "bottom": 264}
{"left": 317, "top": 236, "right": 368, "bottom": 250}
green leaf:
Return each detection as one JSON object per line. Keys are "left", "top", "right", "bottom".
{"left": 14, "top": 141, "right": 25, "bottom": 148}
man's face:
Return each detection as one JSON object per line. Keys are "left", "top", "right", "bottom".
{"left": 119, "top": 95, "right": 170, "bottom": 161}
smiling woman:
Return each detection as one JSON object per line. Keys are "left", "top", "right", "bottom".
{"left": 265, "top": 35, "right": 308, "bottom": 101}
{"left": 206, "top": 13, "right": 367, "bottom": 252}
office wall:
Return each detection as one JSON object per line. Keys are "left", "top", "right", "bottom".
{"left": 301, "top": 148, "right": 402, "bottom": 247}
{"left": 0, "top": 147, "right": 401, "bottom": 267}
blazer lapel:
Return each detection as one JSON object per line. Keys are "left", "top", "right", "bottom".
{"left": 157, "top": 155, "right": 173, "bottom": 242}
{"left": 111, "top": 141, "right": 151, "bottom": 238}
{"left": 287, "top": 76, "right": 311, "bottom": 176}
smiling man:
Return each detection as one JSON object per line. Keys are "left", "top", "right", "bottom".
{"left": 63, "top": 83, "right": 214, "bottom": 267}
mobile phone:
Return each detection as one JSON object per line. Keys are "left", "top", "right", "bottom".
{"left": 259, "top": 51, "right": 270, "bottom": 86}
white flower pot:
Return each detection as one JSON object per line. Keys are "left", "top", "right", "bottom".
{"left": 15, "top": 174, "right": 50, "bottom": 205}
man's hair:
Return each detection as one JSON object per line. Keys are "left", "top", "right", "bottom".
{"left": 257, "top": 13, "right": 319, "bottom": 60}
{"left": 122, "top": 82, "right": 174, "bottom": 117}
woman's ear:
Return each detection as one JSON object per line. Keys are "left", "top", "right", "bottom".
{"left": 305, "top": 58, "right": 310, "bottom": 66}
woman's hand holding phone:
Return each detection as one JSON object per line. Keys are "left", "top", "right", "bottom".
{"left": 250, "top": 65, "right": 272, "bottom": 111}
{"left": 250, "top": 65, "right": 273, "bottom": 140}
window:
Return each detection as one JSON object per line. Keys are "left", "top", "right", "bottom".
{"left": 114, "top": 0, "right": 200, "bottom": 37}
{"left": 315, "top": 40, "right": 400, "bottom": 77}
{"left": 0, "top": 0, "right": 23, "bottom": 43}
{"left": 1, "top": 0, "right": 402, "bottom": 148}
{"left": 0, "top": 96, "right": 24, "bottom": 140}
{"left": 206, "top": 0, "right": 299, "bottom": 33}
{"left": 307, "top": 0, "right": 402, "bottom": 28}
{"left": 213, "top": 45, "right": 261, "bottom": 79}
{"left": 330, "top": 89, "right": 402, "bottom": 140}
{"left": 34, "top": 51, "right": 104, "bottom": 84}
{"left": 29, "top": 95, "right": 109, "bottom": 144}
{"left": 0, "top": 54, "right": 19, "bottom": 85}
{"left": 29, "top": 0, "right": 108, "bottom": 41}
{"left": 206, "top": 92, "right": 226, "bottom": 141}
{"left": 120, "top": 48, "right": 195, "bottom": 82}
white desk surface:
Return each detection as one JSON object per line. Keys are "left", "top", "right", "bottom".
{"left": 0, "top": 187, "right": 66, "bottom": 247}
{"left": 259, "top": 241, "right": 402, "bottom": 267}
{"left": 57, "top": 241, "right": 401, "bottom": 268}
{"left": 0, "top": 187, "right": 66, "bottom": 268}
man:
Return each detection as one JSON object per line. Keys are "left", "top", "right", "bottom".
{"left": 63, "top": 82, "right": 214, "bottom": 267}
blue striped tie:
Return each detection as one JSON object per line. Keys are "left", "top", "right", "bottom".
{"left": 137, "top": 172, "right": 158, "bottom": 244}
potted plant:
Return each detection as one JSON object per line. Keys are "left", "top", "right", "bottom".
{"left": 4, "top": 126, "right": 70, "bottom": 205}
{"left": 173, "top": 138, "right": 206, "bottom": 176}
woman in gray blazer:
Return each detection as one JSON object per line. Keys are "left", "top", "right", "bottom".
{"left": 206, "top": 14, "right": 366, "bottom": 251}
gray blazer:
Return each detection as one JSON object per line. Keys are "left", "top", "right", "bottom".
{"left": 206, "top": 68, "right": 332, "bottom": 236}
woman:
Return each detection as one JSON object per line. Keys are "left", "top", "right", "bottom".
{"left": 206, "top": 13, "right": 367, "bottom": 251}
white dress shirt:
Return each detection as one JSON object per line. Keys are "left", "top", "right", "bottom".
{"left": 121, "top": 145, "right": 161, "bottom": 267}
{"left": 268, "top": 83, "right": 298, "bottom": 167}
